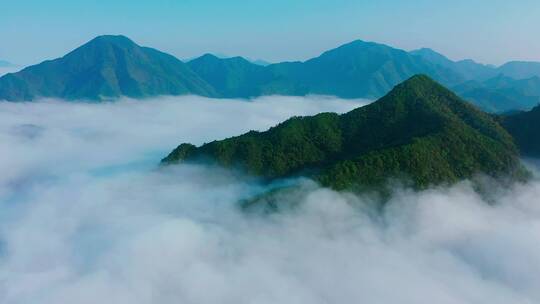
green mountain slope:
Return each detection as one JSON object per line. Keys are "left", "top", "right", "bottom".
{"left": 501, "top": 105, "right": 540, "bottom": 157}
{"left": 0, "top": 35, "right": 216, "bottom": 101}
{"left": 163, "top": 75, "right": 526, "bottom": 190}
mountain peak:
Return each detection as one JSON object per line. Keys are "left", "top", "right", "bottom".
{"left": 0, "top": 35, "right": 216, "bottom": 101}
{"left": 314, "top": 40, "right": 396, "bottom": 58}
{"left": 336, "top": 39, "right": 390, "bottom": 50}
{"left": 61, "top": 35, "right": 141, "bottom": 60}
{"left": 410, "top": 48, "right": 454, "bottom": 67}
{"left": 387, "top": 74, "right": 452, "bottom": 97}
{"left": 163, "top": 75, "right": 525, "bottom": 191}
{"left": 187, "top": 53, "right": 271, "bottom": 98}
{"left": 410, "top": 48, "right": 444, "bottom": 56}
{"left": 190, "top": 54, "right": 253, "bottom": 65}
{"left": 498, "top": 61, "right": 540, "bottom": 79}
{"left": 194, "top": 53, "right": 221, "bottom": 61}
{"left": 78, "top": 35, "right": 139, "bottom": 51}
{"left": 89, "top": 34, "right": 135, "bottom": 45}
{"left": 400, "top": 73, "right": 437, "bottom": 84}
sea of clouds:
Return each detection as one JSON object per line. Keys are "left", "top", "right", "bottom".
{"left": 0, "top": 96, "right": 539, "bottom": 304}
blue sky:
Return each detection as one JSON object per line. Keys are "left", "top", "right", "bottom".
{"left": 1, "top": 0, "right": 539, "bottom": 66}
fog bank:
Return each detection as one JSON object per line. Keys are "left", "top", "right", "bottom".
{"left": 0, "top": 96, "right": 539, "bottom": 304}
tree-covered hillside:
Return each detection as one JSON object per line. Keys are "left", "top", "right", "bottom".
{"left": 501, "top": 105, "right": 540, "bottom": 157}
{"left": 163, "top": 75, "right": 527, "bottom": 190}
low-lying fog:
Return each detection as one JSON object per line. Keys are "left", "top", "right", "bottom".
{"left": 0, "top": 96, "right": 539, "bottom": 304}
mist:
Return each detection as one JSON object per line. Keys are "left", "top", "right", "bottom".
{"left": 0, "top": 96, "right": 539, "bottom": 304}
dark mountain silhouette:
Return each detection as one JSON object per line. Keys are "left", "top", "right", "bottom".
{"left": 501, "top": 105, "right": 540, "bottom": 157}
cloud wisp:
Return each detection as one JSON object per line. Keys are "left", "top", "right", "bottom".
{"left": 0, "top": 96, "right": 539, "bottom": 304}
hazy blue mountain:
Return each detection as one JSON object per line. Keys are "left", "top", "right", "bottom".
{"left": 187, "top": 54, "right": 275, "bottom": 98}
{"left": 483, "top": 75, "right": 540, "bottom": 98}
{"left": 501, "top": 105, "right": 540, "bottom": 157}
{"left": 0, "top": 35, "right": 216, "bottom": 101}
{"left": 250, "top": 59, "right": 272, "bottom": 66}
{"left": 267, "top": 40, "right": 464, "bottom": 98}
{"left": 497, "top": 61, "right": 540, "bottom": 79}
{"left": 395, "top": 49, "right": 540, "bottom": 111}
{"left": 453, "top": 75, "right": 540, "bottom": 112}
{"left": 410, "top": 48, "right": 496, "bottom": 80}
{"left": 409, "top": 48, "right": 455, "bottom": 68}
{"left": 454, "top": 59, "right": 498, "bottom": 80}
{"left": 188, "top": 40, "right": 466, "bottom": 99}
{"left": 1, "top": 35, "right": 539, "bottom": 112}
{"left": 163, "top": 75, "right": 526, "bottom": 190}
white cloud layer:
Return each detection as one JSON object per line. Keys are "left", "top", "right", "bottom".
{"left": 0, "top": 96, "right": 539, "bottom": 304}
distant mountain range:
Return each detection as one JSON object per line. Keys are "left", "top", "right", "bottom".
{"left": 497, "top": 61, "right": 540, "bottom": 80}
{"left": 187, "top": 54, "right": 274, "bottom": 98}
{"left": 410, "top": 48, "right": 540, "bottom": 112}
{"left": 250, "top": 59, "right": 272, "bottom": 66}
{"left": 163, "top": 75, "right": 527, "bottom": 191}
{"left": 452, "top": 75, "right": 540, "bottom": 113}
{"left": 1, "top": 35, "right": 539, "bottom": 112}
{"left": 409, "top": 48, "right": 496, "bottom": 81}
{"left": 0, "top": 36, "right": 216, "bottom": 100}
{"left": 186, "top": 53, "right": 271, "bottom": 66}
